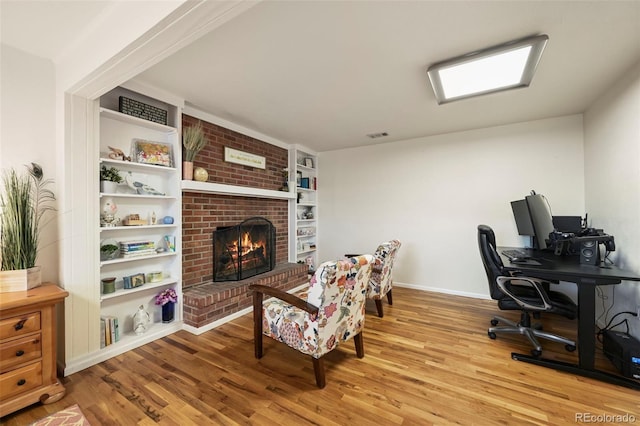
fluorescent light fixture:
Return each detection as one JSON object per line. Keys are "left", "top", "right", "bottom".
{"left": 427, "top": 34, "right": 548, "bottom": 104}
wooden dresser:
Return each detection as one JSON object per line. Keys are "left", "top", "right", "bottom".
{"left": 0, "top": 283, "right": 68, "bottom": 417}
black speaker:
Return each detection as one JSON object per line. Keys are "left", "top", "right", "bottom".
{"left": 580, "top": 240, "right": 600, "bottom": 265}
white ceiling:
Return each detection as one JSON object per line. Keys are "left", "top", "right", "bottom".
{"left": 0, "top": 0, "right": 112, "bottom": 61}
{"left": 3, "top": 1, "right": 640, "bottom": 152}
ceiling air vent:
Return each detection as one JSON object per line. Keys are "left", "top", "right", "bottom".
{"left": 366, "top": 132, "right": 389, "bottom": 139}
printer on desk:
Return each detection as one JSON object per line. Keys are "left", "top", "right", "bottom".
{"left": 548, "top": 226, "right": 615, "bottom": 266}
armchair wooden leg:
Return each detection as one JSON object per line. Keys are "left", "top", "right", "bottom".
{"left": 354, "top": 332, "right": 365, "bottom": 358}
{"left": 374, "top": 299, "right": 384, "bottom": 317}
{"left": 312, "top": 357, "right": 326, "bottom": 388}
{"left": 386, "top": 289, "right": 393, "bottom": 306}
{"left": 252, "top": 291, "right": 264, "bottom": 359}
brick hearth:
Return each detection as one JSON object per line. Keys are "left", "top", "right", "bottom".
{"left": 183, "top": 263, "right": 308, "bottom": 328}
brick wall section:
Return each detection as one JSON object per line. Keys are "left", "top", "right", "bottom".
{"left": 183, "top": 263, "right": 308, "bottom": 328}
{"left": 182, "top": 114, "right": 289, "bottom": 289}
{"left": 183, "top": 114, "right": 287, "bottom": 191}
{"left": 181, "top": 115, "right": 294, "bottom": 328}
{"left": 182, "top": 193, "right": 289, "bottom": 288}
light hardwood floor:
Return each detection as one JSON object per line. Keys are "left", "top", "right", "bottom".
{"left": 3, "top": 287, "right": 639, "bottom": 425}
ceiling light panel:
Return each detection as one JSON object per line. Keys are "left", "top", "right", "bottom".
{"left": 427, "top": 34, "right": 548, "bottom": 104}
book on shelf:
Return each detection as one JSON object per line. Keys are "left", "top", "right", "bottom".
{"left": 120, "top": 241, "right": 155, "bottom": 250}
{"left": 100, "top": 318, "right": 106, "bottom": 348}
{"left": 101, "top": 316, "right": 120, "bottom": 347}
{"left": 121, "top": 249, "right": 157, "bottom": 258}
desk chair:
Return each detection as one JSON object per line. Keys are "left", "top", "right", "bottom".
{"left": 477, "top": 225, "right": 577, "bottom": 356}
{"left": 250, "top": 255, "right": 373, "bottom": 388}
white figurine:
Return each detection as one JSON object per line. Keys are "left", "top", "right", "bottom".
{"left": 133, "top": 305, "right": 150, "bottom": 335}
{"left": 100, "top": 197, "right": 119, "bottom": 227}
{"left": 125, "top": 172, "right": 165, "bottom": 196}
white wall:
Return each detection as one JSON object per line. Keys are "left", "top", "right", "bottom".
{"left": 318, "top": 115, "right": 585, "bottom": 298}
{"left": 584, "top": 61, "right": 640, "bottom": 338}
{"left": 1, "top": 44, "right": 59, "bottom": 283}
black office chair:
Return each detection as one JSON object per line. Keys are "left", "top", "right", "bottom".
{"left": 477, "top": 224, "right": 577, "bottom": 356}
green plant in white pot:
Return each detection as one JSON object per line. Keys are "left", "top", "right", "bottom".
{"left": 182, "top": 122, "right": 206, "bottom": 180}
{"left": 0, "top": 163, "right": 55, "bottom": 291}
{"left": 100, "top": 165, "right": 122, "bottom": 193}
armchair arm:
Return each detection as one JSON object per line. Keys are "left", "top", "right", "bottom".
{"left": 249, "top": 284, "right": 319, "bottom": 315}
{"left": 496, "top": 276, "right": 553, "bottom": 311}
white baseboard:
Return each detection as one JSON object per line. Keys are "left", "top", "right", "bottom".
{"left": 182, "top": 307, "right": 252, "bottom": 335}
{"left": 394, "top": 281, "right": 491, "bottom": 300}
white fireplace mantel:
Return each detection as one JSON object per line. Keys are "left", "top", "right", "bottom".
{"left": 181, "top": 180, "right": 296, "bottom": 200}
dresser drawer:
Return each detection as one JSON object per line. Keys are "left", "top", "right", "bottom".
{"left": 0, "top": 312, "right": 40, "bottom": 340}
{"left": 0, "top": 334, "right": 42, "bottom": 373}
{"left": 0, "top": 361, "right": 42, "bottom": 400}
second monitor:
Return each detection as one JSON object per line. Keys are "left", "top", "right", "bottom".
{"left": 511, "top": 192, "right": 555, "bottom": 251}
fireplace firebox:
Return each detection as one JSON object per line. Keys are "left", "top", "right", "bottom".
{"left": 212, "top": 217, "right": 276, "bottom": 281}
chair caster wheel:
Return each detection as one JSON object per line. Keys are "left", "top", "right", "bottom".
{"left": 490, "top": 319, "right": 499, "bottom": 326}
{"left": 488, "top": 331, "right": 497, "bottom": 340}
{"left": 565, "top": 344, "right": 576, "bottom": 352}
{"left": 531, "top": 349, "right": 542, "bottom": 357}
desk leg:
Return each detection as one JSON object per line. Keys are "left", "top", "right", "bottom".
{"left": 577, "top": 278, "right": 597, "bottom": 369}
{"left": 512, "top": 278, "right": 640, "bottom": 390}
{"left": 510, "top": 353, "right": 640, "bottom": 390}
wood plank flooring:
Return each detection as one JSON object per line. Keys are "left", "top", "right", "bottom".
{"left": 3, "top": 287, "right": 639, "bottom": 425}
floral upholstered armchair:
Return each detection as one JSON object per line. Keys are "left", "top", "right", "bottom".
{"left": 250, "top": 255, "right": 374, "bottom": 388}
{"left": 369, "top": 240, "right": 402, "bottom": 317}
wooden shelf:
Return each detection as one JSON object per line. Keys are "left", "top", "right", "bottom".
{"left": 100, "top": 251, "right": 178, "bottom": 267}
{"left": 100, "top": 108, "right": 177, "bottom": 134}
{"left": 182, "top": 180, "right": 296, "bottom": 200}
{"left": 99, "top": 193, "right": 177, "bottom": 200}
{"left": 100, "top": 224, "right": 177, "bottom": 232}
{"left": 100, "top": 158, "right": 177, "bottom": 173}
{"left": 100, "top": 278, "right": 178, "bottom": 302}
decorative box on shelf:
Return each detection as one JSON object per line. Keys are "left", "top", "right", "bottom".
{"left": 122, "top": 214, "right": 147, "bottom": 226}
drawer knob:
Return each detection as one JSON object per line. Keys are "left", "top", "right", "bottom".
{"left": 16, "top": 350, "right": 25, "bottom": 357}
{"left": 17, "top": 379, "right": 26, "bottom": 386}
{"left": 14, "top": 319, "right": 27, "bottom": 331}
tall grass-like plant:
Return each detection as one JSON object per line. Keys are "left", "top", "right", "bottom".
{"left": 0, "top": 163, "right": 55, "bottom": 271}
{"left": 183, "top": 122, "right": 206, "bottom": 162}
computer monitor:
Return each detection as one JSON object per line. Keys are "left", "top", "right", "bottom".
{"left": 553, "top": 216, "right": 583, "bottom": 233}
{"left": 526, "top": 193, "right": 555, "bottom": 250}
{"left": 511, "top": 199, "right": 535, "bottom": 236}
{"left": 510, "top": 192, "right": 556, "bottom": 250}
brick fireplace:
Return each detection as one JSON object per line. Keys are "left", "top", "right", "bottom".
{"left": 181, "top": 115, "right": 308, "bottom": 328}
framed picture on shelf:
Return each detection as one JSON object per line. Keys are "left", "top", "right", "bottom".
{"left": 304, "top": 157, "right": 314, "bottom": 168}
{"left": 131, "top": 139, "right": 174, "bottom": 167}
{"left": 296, "top": 171, "right": 303, "bottom": 187}
{"left": 123, "top": 272, "right": 146, "bottom": 289}
{"left": 301, "top": 177, "right": 310, "bottom": 189}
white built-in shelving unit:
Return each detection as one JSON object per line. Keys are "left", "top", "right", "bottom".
{"left": 94, "top": 87, "right": 183, "bottom": 363}
{"left": 289, "top": 146, "right": 318, "bottom": 273}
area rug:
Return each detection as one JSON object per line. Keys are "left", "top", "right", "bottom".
{"left": 31, "top": 404, "right": 91, "bottom": 426}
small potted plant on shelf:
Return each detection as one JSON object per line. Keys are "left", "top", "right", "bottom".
{"left": 100, "top": 165, "right": 122, "bottom": 193}
{"left": 100, "top": 241, "right": 120, "bottom": 261}
{"left": 155, "top": 288, "right": 178, "bottom": 323}
{"left": 182, "top": 122, "right": 206, "bottom": 180}
{"left": 0, "top": 163, "right": 55, "bottom": 292}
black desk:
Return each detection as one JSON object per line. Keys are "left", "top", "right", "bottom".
{"left": 497, "top": 246, "right": 640, "bottom": 390}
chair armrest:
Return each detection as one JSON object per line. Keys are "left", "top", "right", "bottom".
{"left": 496, "top": 276, "right": 553, "bottom": 311}
{"left": 249, "top": 284, "right": 319, "bottom": 315}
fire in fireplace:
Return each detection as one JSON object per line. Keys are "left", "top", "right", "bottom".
{"left": 212, "top": 217, "right": 276, "bottom": 281}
